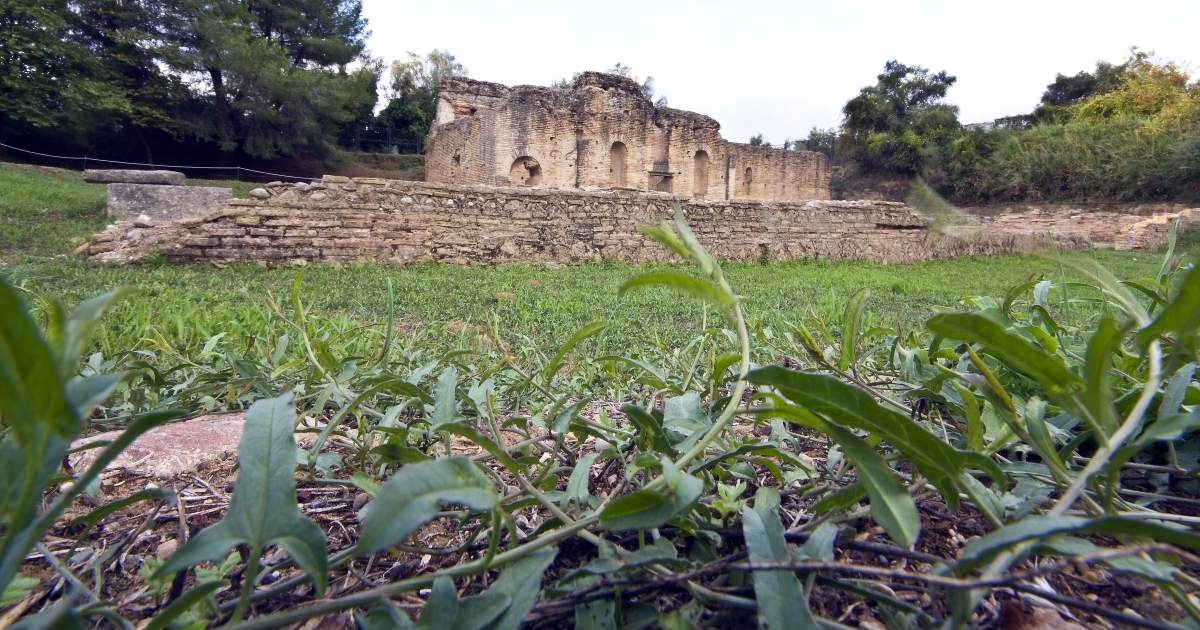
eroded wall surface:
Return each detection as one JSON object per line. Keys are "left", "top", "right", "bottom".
{"left": 82, "top": 176, "right": 1085, "bottom": 266}
{"left": 427, "top": 72, "right": 831, "bottom": 202}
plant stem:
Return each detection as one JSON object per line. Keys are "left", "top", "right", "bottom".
{"left": 227, "top": 546, "right": 261, "bottom": 625}
{"left": 224, "top": 516, "right": 599, "bottom": 630}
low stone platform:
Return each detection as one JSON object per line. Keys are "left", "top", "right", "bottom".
{"left": 80, "top": 176, "right": 1096, "bottom": 266}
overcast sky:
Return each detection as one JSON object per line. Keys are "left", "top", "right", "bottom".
{"left": 362, "top": 0, "right": 1198, "bottom": 144}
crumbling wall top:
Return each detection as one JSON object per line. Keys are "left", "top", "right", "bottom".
{"left": 572, "top": 71, "right": 647, "bottom": 97}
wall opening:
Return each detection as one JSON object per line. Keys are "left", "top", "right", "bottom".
{"left": 693, "top": 150, "right": 709, "bottom": 198}
{"left": 742, "top": 167, "right": 753, "bottom": 196}
{"left": 652, "top": 174, "right": 673, "bottom": 193}
{"left": 610, "top": 142, "right": 627, "bottom": 187}
{"left": 510, "top": 156, "right": 542, "bottom": 186}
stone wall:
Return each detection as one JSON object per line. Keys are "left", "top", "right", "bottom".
{"left": 960, "top": 203, "right": 1198, "bottom": 250}
{"left": 83, "top": 176, "right": 1070, "bottom": 266}
{"left": 427, "top": 72, "right": 830, "bottom": 202}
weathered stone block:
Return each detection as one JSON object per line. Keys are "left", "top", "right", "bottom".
{"left": 84, "top": 169, "right": 185, "bottom": 185}
{"left": 106, "top": 183, "right": 232, "bottom": 222}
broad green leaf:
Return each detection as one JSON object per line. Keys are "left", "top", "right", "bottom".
{"left": 1042, "top": 537, "right": 1177, "bottom": 582}
{"left": 552, "top": 400, "right": 586, "bottom": 435}
{"left": 484, "top": 547, "right": 558, "bottom": 630}
{"left": 542, "top": 321, "right": 607, "bottom": 383}
{"left": 0, "top": 278, "right": 78, "bottom": 440}
{"left": 747, "top": 367, "right": 1003, "bottom": 505}
{"left": 662, "top": 391, "right": 711, "bottom": 450}
{"left": 710, "top": 351, "right": 742, "bottom": 387}
{"left": 2, "top": 410, "right": 177, "bottom": 596}
{"left": 621, "top": 404, "right": 675, "bottom": 455}
{"left": 812, "top": 482, "right": 866, "bottom": 516}
{"left": 839, "top": 288, "right": 869, "bottom": 372}
{"left": 566, "top": 452, "right": 600, "bottom": 506}
{"left": 953, "top": 383, "right": 984, "bottom": 451}
{"left": 371, "top": 444, "right": 433, "bottom": 465}
{"left": 416, "top": 576, "right": 510, "bottom": 630}
{"left": 1081, "top": 317, "right": 1122, "bottom": 435}
{"left": 0, "top": 575, "right": 38, "bottom": 608}
{"left": 54, "top": 288, "right": 131, "bottom": 380}
{"left": 955, "top": 515, "right": 1200, "bottom": 575}
{"left": 742, "top": 488, "right": 819, "bottom": 629}
{"left": 155, "top": 394, "right": 328, "bottom": 596}
{"left": 439, "top": 422, "right": 521, "bottom": 473}
{"left": 1160, "top": 363, "right": 1196, "bottom": 421}
{"left": 65, "top": 373, "right": 124, "bottom": 417}
{"left": 672, "top": 207, "right": 717, "bottom": 275}
{"left": 357, "top": 457, "right": 496, "bottom": 553}
{"left": 929, "top": 313, "right": 1082, "bottom": 395}
{"left": 359, "top": 603, "right": 414, "bottom": 629}
{"left": 618, "top": 271, "right": 735, "bottom": 312}
{"left": 1023, "top": 398, "right": 1061, "bottom": 467}
{"left": 430, "top": 366, "right": 459, "bottom": 428}
{"left": 467, "top": 379, "right": 495, "bottom": 417}
{"left": 574, "top": 585, "right": 616, "bottom": 630}
{"left": 1136, "top": 265, "right": 1200, "bottom": 347}
{"left": 638, "top": 222, "right": 693, "bottom": 262}
{"left": 599, "top": 467, "right": 702, "bottom": 531}
{"left": 797, "top": 523, "right": 839, "bottom": 562}
{"left": 825, "top": 424, "right": 920, "bottom": 548}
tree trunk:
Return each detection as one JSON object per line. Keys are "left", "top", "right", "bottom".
{"left": 209, "top": 67, "right": 236, "bottom": 152}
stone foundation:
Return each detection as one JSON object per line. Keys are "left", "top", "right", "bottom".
{"left": 82, "top": 176, "right": 1105, "bottom": 266}
{"left": 960, "top": 204, "right": 1198, "bottom": 250}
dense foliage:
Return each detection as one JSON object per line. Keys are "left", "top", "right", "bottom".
{"left": 838, "top": 61, "right": 960, "bottom": 174}
{"left": 0, "top": 0, "right": 379, "bottom": 161}
{"left": 371, "top": 50, "right": 467, "bottom": 153}
{"left": 835, "top": 54, "right": 1200, "bottom": 204}
{"left": 2, "top": 207, "right": 1198, "bottom": 627}
{"left": 925, "top": 56, "right": 1200, "bottom": 203}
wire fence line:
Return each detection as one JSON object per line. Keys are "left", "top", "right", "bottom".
{"left": 0, "top": 140, "right": 316, "bottom": 182}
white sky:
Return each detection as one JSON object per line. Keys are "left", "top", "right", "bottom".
{"left": 362, "top": 0, "right": 1198, "bottom": 144}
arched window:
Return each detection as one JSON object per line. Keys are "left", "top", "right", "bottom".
{"left": 693, "top": 150, "right": 709, "bottom": 198}
{"left": 510, "top": 156, "right": 542, "bottom": 186}
{"left": 742, "top": 167, "right": 753, "bottom": 196}
{"left": 610, "top": 142, "right": 627, "bottom": 187}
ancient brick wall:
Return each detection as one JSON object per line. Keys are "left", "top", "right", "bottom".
{"left": 428, "top": 72, "right": 831, "bottom": 202}
{"left": 83, "top": 176, "right": 1080, "bottom": 266}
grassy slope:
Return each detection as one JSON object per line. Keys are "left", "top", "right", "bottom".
{"left": 2, "top": 161, "right": 1195, "bottom": 358}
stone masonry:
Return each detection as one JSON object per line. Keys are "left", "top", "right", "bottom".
{"left": 427, "top": 72, "right": 831, "bottom": 202}
{"left": 81, "top": 169, "right": 233, "bottom": 223}
{"left": 82, "top": 176, "right": 1092, "bottom": 266}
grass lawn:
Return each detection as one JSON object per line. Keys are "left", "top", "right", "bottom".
{"left": 2, "top": 160, "right": 1196, "bottom": 360}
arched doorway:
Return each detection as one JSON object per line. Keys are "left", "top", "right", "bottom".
{"left": 693, "top": 150, "right": 709, "bottom": 198}
{"left": 610, "top": 142, "right": 627, "bottom": 187}
{"left": 510, "top": 156, "right": 542, "bottom": 186}
{"left": 742, "top": 166, "right": 753, "bottom": 196}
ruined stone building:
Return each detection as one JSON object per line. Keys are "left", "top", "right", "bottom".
{"left": 426, "top": 72, "right": 831, "bottom": 202}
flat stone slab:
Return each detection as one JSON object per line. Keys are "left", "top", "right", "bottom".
{"left": 70, "top": 413, "right": 246, "bottom": 478}
{"left": 106, "top": 183, "right": 232, "bottom": 222}
{"left": 69, "top": 413, "right": 324, "bottom": 478}
{"left": 83, "top": 169, "right": 186, "bottom": 185}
